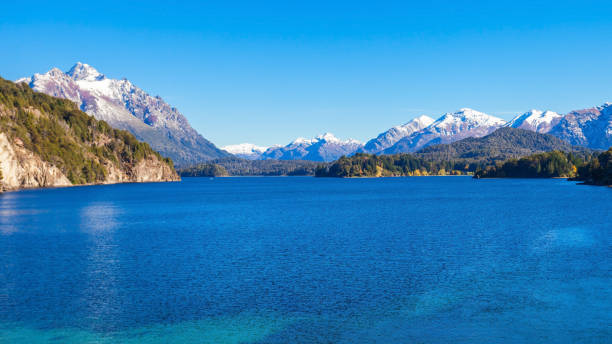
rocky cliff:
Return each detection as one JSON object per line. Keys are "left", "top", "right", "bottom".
{"left": 0, "top": 132, "right": 72, "bottom": 189}
{"left": 0, "top": 77, "right": 179, "bottom": 191}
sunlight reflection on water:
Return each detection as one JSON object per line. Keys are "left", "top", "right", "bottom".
{"left": 533, "top": 227, "right": 595, "bottom": 253}
{"left": 80, "top": 203, "right": 122, "bottom": 332}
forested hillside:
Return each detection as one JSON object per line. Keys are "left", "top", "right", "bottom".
{"left": 179, "top": 163, "right": 229, "bottom": 177}
{"left": 0, "top": 77, "right": 178, "bottom": 190}
{"left": 315, "top": 153, "right": 473, "bottom": 177}
{"left": 573, "top": 148, "right": 612, "bottom": 186}
{"left": 179, "top": 157, "right": 323, "bottom": 176}
{"left": 473, "top": 151, "right": 587, "bottom": 179}
{"left": 416, "top": 127, "right": 592, "bottom": 163}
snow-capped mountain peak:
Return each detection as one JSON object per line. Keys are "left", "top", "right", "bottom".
{"left": 428, "top": 108, "right": 506, "bottom": 136}
{"left": 380, "top": 108, "right": 506, "bottom": 154}
{"left": 506, "top": 109, "right": 562, "bottom": 133}
{"left": 412, "top": 115, "right": 435, "bottom": 126}
{"left": 436, "top": 108, "right": 506, "bottom": 127}
{"left": 548, "top": 102, "right": 612, "bottom": 149}
{"left": 222, "top": 143, "right": 269, "bottom": 160}
{"left": 18, "top": 62, "right": 228, "bottom": 165}
{"left": 291, "top": 137, "right": 314, "bottom": 145}
{"left": 260, "top": 133, "right": 363, "bottom": 162}
{"left": 360, "top": 115, "right": 435, "bottom": 154}
{"left": 222, "top": 143, "right": 268, "bottom": 154}
{"left": 393, "top": 115, "right": 435, "bottom": 133}
{"left": 67, "top": 62, "right": 105, "bottom": 81}
{"left": 315, "top": 132, "right": 341, "bottom": 143}
{"left": 288, "top": 133, "right": 360, "bottom": 146}
{"left": 46, "top": 67, "right": 65, "bottom": 78}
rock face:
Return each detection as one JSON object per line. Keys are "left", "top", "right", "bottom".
{"left": 548, "top": 103, "right": 612, "bottom": 149}
{"left": 0, "top": 78, "right": 179, "bottom": 191}
{"left": 503, "top": 105, "right": 612, "bottom": 150}
{"left": 0, "top": 132, "right": 177, "bottom": 191}
{"left": 0, "top": 133, "right": 72, "bottom": 190}
{"left": 359, "top": 115, "right": 435, "bottom": 154}
{"left": 260, "top": 133, "right": 363, "bottom": 162}
{"left": 383, "top": 108, "right": 506, "bottom": 154}
{"left": 17, "top": 62, "right": 228, "bottom": 167}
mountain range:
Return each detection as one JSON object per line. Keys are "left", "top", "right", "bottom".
{"left": 415, "top": 127, "right": 593, "bottom": 163}
{"left": 504, "top": 110, "right": 562, "bottom": 133}
{"left": 222, "top": 143, "right": 270, "bottom": 160}
{"left": 236, "top": 105, "right": 611, "bottom": 161}
{"left": 226, "top": 133, "right": 363, "bottom": 162}
{"left": 316, "top": 127, "right": 596, "bottom": 178}
{"left": 381, "top": 108, "right": 507, "bottom": 154}
{"left": 17, "top": 63, "right": 228, "bottom": 167}
{"left": 17, "top": 63, "right": 612, "bottom": 165}
{"left": 548, "top": 103, "right": 612, "bottom": 148}
{"left": 359, "top": 115, "right": 434, "bottom": 154}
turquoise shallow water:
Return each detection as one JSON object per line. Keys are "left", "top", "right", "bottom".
{"left": 0, "top": 176, "right": 610, "bottom": 343}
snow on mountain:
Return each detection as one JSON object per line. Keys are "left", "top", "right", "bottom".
{"left": 506, "top": 109, "right": 562, "bottom": 133}
{"left": 548, "top": 103, "right": 612, "bottom": 149}
{"left": 360, "top": 115, "right": 435, "bottom": 154}
{"left": 17, "top": 63, "right": 612, "bottom": 163}
{"left": 260, "top": 133, "right": 363, "bottom": 162}
{"left": 67, "top": 62, "right": 105, "bottom": 81}
{"left": 17, "top": 62, "right": 228, "bottom": 166}
{"left": 382, "top": 108, "right": 506, "bottom": 154}
{"left": 222, "top": 143, "right": 269, "bottom": 160}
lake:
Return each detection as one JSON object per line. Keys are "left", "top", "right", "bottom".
{"left": 0, "top": 177, "right": 610, "bottom": 343}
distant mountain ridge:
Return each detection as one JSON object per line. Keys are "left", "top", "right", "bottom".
{"left": 315, "top": 128, "right": 595, "bottom": 178}
{"left": 505, "top": 110, "right": 562, "bottom": 133}
{"left": 225, "top": 103, "right": 611, "bottom": 163}
{"left": 222, "top": 143, "right": 270, "bottom": 160}
{"left": 17, "top": 62, "right": 228, "bottom": 166}
{"left": 548, "top": 103, "right": 612, "bottom": 149}
{"left": 258, "top": 133, "right": 363, "bottom": 162}
{"left": 415, "top": 127, "right": 593, "bottom": 164}
{"left": 19, "top": 63, "right": 612, "bottom": 165}
{"left": 382, "top": 108, "right": 506, "bottom": 154}
{"left": 359, "top": 115, "right": 434, "bottom": 154}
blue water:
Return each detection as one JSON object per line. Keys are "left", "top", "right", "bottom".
{"left": 0, "top": 177, "right": 610, "bottom": 343}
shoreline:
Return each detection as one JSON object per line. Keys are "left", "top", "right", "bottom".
{"left": 1, "top": 179, "right": 181, "bottom": 194}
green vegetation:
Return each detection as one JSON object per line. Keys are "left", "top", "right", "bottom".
{"left": 416, "top": 127, "right": 592, "bottom": 164}
{"left": 316, "top": 129, "right": 598, "bottom": 178}
{"left": 473, "top": 151, "right": 587, "bottom": 179}
{"left": 573, "top": 148, "right": 612, "bottom": 186}
{"left": 0, "top": 77, "right": 175, "bottom": 184}
{"left": 179, "top": 163, "right": 229, "bottom": 177}
{"left": 182, "top": 157, "right": 323, "bottom": 176}
{"left": 315, "top": 153, "right": 473, "bottom": 177}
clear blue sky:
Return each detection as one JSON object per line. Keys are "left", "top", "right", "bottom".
{"left": 2, "top": 1, "right": 612, "bottom": 147}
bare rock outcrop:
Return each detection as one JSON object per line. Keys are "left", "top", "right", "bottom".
{"left": 0, "top": 133, "right": 72, "bottom": 190}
